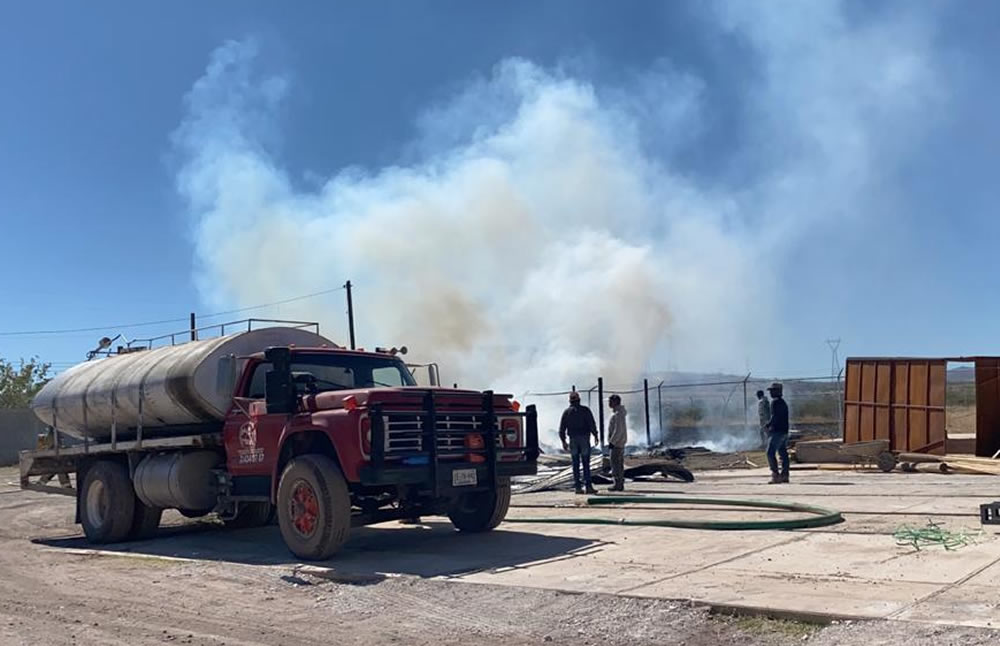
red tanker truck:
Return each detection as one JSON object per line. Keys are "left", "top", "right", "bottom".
{"left": 20, "top": 321, "right": 538, "bottom": 560}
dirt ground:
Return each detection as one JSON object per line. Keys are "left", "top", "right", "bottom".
{"left": 1, "top": 466, "right": 998, "bottom": 646}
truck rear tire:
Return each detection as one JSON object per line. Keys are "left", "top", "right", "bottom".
{"left": 448, "top": 483, "right": 511, "bottom": 533}
{"left": 80, "top": 460, "right": 136, "bottom": 544}
{"left": 277, "top": 455, "right": 350, "bottom": 560}
{"left": 128, "top": 499, "right": 162, "bottom": 541}
{"left": 224, "top": 501, "right": 273, "bottom": 529}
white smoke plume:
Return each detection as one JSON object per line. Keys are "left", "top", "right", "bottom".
{"left": 173, "top": 1, "right": 943, "bottom": 443}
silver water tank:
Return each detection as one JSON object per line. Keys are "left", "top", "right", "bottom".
{"left": 31, "top": 327, "right": 334, "bottom": 441}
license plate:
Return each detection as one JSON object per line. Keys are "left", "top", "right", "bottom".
{"left": 452, "top": 468, "right": 478, "bottom": 487}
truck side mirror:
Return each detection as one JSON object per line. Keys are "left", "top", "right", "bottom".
{"left": 264, "top": 347, "right": 296, "bottom": 415}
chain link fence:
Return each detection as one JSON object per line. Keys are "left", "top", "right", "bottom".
{"left": 522, "top": 373, "right": 844, "bottom": 452}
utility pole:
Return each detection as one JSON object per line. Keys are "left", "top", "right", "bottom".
{"left": 826, "top": 338, "right": 841, "bottom": 378}
{"left": 345, "top": 280, "right": 356, "bottom": 350}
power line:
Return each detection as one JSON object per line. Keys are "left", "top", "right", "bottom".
{"left": 0, "top": 316, "right": 190, "bottom": 337}
{"left": 0, "top": 285, "right": 346, "bottom": 337}
{"left": 195, "top": 286, "right": 346, "bottom": 321}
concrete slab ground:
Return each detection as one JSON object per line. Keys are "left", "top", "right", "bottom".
{"left": 448, "top": 469, "right": 1000, "bottom": 628}
{"left": 4, "top": 465, "right": 999, "bottom": 629}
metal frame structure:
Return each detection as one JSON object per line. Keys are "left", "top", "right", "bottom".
{"left": 844, "top": 355, "right": 1000, "bottom": 456}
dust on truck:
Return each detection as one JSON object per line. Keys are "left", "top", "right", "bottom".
{"left": 20, "top": 322, "right": 539, "bottom": 560}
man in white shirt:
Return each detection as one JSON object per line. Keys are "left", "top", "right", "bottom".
{"left": 607, "top": 394, "right": 627, "bottom": 491}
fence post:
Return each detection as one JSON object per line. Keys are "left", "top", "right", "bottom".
{"left": 597, "top": 377, "right": 604, "bottom": 450}
{"left": 657, "top": 381, "right": 664, "bottom": 443}
{"left": 743, "top": 373, "right": 751, "bottom": 426}
{"left": 644, "top": 378, "right": 651, "bottom": 446}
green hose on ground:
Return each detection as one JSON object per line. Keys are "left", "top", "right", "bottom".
{"left": 506, "top": 495, "right": 843, "bottom": 531}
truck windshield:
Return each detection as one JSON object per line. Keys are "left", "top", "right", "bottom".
{"left": 246, "top": 353, "right": 417, "bottom": 398}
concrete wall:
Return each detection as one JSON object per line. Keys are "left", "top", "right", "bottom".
{"left": 0, "top": 408, "right": 45, "bottom": 466}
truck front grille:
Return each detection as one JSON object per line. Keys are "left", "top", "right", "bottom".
{"left": 382, "top": 413, "right": 501, "bottom": 456}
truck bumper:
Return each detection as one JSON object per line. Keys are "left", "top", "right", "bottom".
{"left": 360, "top": 460, "right": 536, "bottom": 490}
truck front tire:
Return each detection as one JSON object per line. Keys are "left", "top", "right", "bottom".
{"left": 448, "top": 482, "right": 511, "bottom": 533}
{"left": 276, "top": 455, "right": 350, "bottom": 560}
{"left": 80, "top": 460, "right": 136, "bottom": 544}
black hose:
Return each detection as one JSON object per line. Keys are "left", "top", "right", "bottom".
{"left": 506, "top": 495, "right": 843, "bottom": 530}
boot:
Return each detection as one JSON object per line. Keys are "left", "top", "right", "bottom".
{"left": 780, "top": 471, "right": 790, "bottom": 484}
{"left": 585, "top": 485, "right": 598, "bottom": 495}
{"left": 574, "top": 487, "right": 585, "bottom": 495}
{"left": 767, "top": 471, "right": 782, "bottom": 484}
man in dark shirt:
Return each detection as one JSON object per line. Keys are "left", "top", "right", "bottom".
{"left": 765, "top": 382, "right": 790, "bottom": 484}
{"left": 559, "top": 390, "right": 599, "bottom": 494}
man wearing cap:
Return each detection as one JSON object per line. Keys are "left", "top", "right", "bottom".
{"left": 765, "top": 382, "right": 790, "bottom": 484}
{"left": 559, "top": 391, "right": 599, "bottom": 494}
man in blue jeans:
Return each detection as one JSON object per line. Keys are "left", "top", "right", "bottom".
{"left": 765, "top": 382, "right": 790, "bottom": 484}
{"left": 559, "top": 390, "right": 599, "bottom": 494}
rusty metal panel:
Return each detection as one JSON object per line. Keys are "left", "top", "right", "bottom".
{"left": 893, "top": 407, "right": 907, "bottom": 450}
{"left": 893, "top": 364, "right": 909, "bottom": 449}
{"left": 976, "top": 359, "right": 1000, "bottom": 457}
{"left": 861, "top": 361, "right": 877, "bottom": 441}
{"left": 844, "top": 358, "right": 946, "bottom": 454}
{"left": 844, "top": 360, "right": 863, "bottom": 444}
{"left": 860, "top": 404, "right": 875, "bottom": 442}
{"left": 876, "top": 364, "right": 892, "bottom": 404}
{"left": 910, "top": 363, "right": 928, "bottom": 406}
{"left": 846, "top": 363, "right": 861, "bottom": 401}
{"left": 929, "top": 363, "right": 946, "bottom": 407}
{"left": 845, "top": 403, "right": 860, "bottom": 444}
{"left": 861, "top": 362, "right": 877, "bottom": 402}
{"left": 875, "top": 363, "right": 891, "bottom": 441}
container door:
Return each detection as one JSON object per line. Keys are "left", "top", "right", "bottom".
{"left": 975, "top": 358, "right": 1000, "bottom": 457}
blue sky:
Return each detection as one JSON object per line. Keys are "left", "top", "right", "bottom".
{"left": 2, "top": 1, "right": 1000, "bottom": 385}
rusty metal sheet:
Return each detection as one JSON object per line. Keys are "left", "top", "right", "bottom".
{"left": 844, "top": 358, "right": 946, "bottom": 454}
{"left": 975, "top": 359, "right": 1000, "bottom": 457}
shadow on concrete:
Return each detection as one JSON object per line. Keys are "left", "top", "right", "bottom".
{"left": 34, "top": 519, "right": 600, "bottom": 578}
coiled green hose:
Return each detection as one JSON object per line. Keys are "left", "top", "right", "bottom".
{"left": 507, "top": 495, "right": 843, "bottom": 531}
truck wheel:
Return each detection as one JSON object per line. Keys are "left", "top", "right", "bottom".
{"left": 80, "top": 461, "right": 136, "bottom": 544}
{"left": 128, "top": 499, "right": 162, "bottom": 540}
{"left": 277, "top": 455, "right": 350, "bottom": 560}
{"left": 224, "top": 501, "right": 273, "bottom": 529}
{"left": 448, "top": 483, "right": 511, "bottom": 533}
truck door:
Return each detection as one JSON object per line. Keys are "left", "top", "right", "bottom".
{"left": 223, "top": 361, "right": 285, "bottom": 477}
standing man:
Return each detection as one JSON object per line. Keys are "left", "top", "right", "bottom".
{"left": 756, "top": 389, "right": 771, "bottom": 449}
{"left": 606, "top": 394, "right": 628, "bottom": 491}
{"left": 559, "top": 390, "right": 599, "bottom": 495}
{"left": 765, "top": 382, "right": 790, "bottom": 484}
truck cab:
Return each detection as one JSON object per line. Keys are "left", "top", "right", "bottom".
{"left": 222, "top": 346, "right": 539, "bottom": 559}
